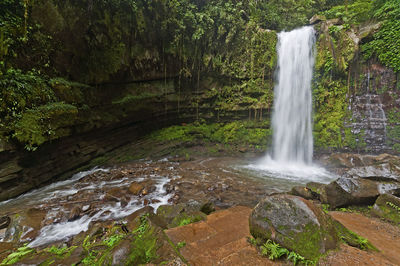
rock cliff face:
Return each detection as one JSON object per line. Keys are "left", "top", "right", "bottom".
{"left": 347, "top": 62, "right": 398, "bottom": 152}
{"left": 0, "top": 77, "right": 266, "bottom": 202}
{"left": 1, "top": 12, "right": 399, "bottom": 202}
{"left": 313, "top": 18, "right": 400, "bottom": 154}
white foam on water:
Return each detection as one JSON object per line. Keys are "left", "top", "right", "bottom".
{"left": 0, "top": 167, "right": 109, "bottom": 209}
{"left": 28, "top": 175, "right": 173, "bottom": 247}
{"left": 247, "top": 156, "right": 335, "bottom": 184}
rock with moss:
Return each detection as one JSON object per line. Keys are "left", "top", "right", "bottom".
{"left": 290, "top": 186, "right": 319, "bottom": 200}
{"left": 320, "top": 176, "right": 400, "bottom": 209}
{"left": 10, "top": 213, "right": 186, "bottom": 265}
{"left": 156, "top": 203, "right": 207, "bottom": 229}
{"left": 249, "top": 194, "right": 340, "bottom": 261}
{"left": 333, "top": 220, "right": 376, "bottom": 251}
{"left": 372, "top": 194, "right": 400, "bottom": 224}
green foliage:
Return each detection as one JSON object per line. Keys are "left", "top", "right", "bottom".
{"left": 79, "top": 215, "right": 159, "bottom": 265}
{"left": 171, "top": 213, "right": 205, "bottom": 227}
{"left": 1, "top": 245, "right": 34, "bottom": 265}
{"left": 103, "top": 234, "right": 124, "bottom": 248}
{"left": 44, "top": 245, "right": 77, "bottom": 258}
{"left": 249, "top": 0, "right": 330, "bottom": 31}
{"left": 13, "top": 102, "right": 78, "bottom": 150}
{"left": 127, "top": 214, "right": 159, "bottom": 264}
{"left": 323, "top": 0, "right": 373, "bottom": 24}
{"left": 313, "top": 23, "right": 367, "bottom": 151}
{"left": 176, "top": 241, "right": 186, "bottom": 249}
{"left": 362, "top": 0, "right": 400, "bottom": 72}
{"left": 335, "top": 222, "right": 377, "bottom": 251}
{"left": 321, "top": 204, "right": 330, "bottom": 214}
{"left": 343, "top": 230, "right": 375, "bottom": 251}
{"left": 150, "top": 121, "right": 270, "bottom": 149}
{"left": 259, "top": 239, "right": 314, "bottom": 265}
{"left": 49, "top": 77, "right": 89, "bottom": 105}
{"left": 260, "top": 239, "right": 289, "bottom": 260}
{"left": 313, "top": 80, "right": 349, "bottom": 149}
{"left": 0, "top": 68, "right": 54, "bottom": 121}
{"left": 386, "top": 201, "right": 400, "bottom": 213}
{"left": 248, "top": 237, "right": 257, "bottom": 246}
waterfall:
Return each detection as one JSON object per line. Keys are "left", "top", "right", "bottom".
{"left": 247, "top": 26, "right": 333, "bottom": 183}
{"left": 271, "top": 26, "right": 315, "bottom": 165}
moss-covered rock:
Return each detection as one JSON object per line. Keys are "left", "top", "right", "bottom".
{"left": 156, "top": 203, "right": 207, "bottom": 229}
{"left": 8, "top": 213, "right": 186, "bottom": 265}
{"left": 372, "top": 194, "right": 400, "bottom": 224}
{"left": 249, "top": 194, "right": 340, "bottom": 261}
{"left": 333, "top": 219, "right": 377, "bottom": 251}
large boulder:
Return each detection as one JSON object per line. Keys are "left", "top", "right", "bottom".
{"left": 319, "top": 177, "right": 400, "bottom": 209}
{"left": 372, "top": 194, "right": 400, "bottom": 224}
{"left": 249, "top": 194, "right": 340, "bottom": 260}
{"left": 320, "top": 177, "right": 378, "bottom": 208}
{"left": 346, "top": 163, "right": 400, "bottom": 182}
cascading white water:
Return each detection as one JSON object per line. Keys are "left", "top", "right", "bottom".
{"left": 271, "top": 26, "right": 315, "bottom": 164}
{"left": 248, "top": 26, "right": 334, "bottom": 183}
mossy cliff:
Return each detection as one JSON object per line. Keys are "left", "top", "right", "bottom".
{"left": 312, "top": 0, "right": 400, "bottom": 153}
{"left": 1, "top": 0, "right": 400, "bottom": 200}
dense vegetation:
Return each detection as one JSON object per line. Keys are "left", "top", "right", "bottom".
{"left": 0, "top": 0, "right": 399, "bottom": 152}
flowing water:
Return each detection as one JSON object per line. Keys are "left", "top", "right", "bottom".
{"left": 0, "top": 163, "right": 177, "bottom": 247}
{"left": 249, "top": 26, "right": 333, "bottom": 182}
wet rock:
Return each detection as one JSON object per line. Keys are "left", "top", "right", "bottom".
{"left": 120, "top": 196, "right": 129, "bottom": 208}
{"left": 156, "top": 203, "right": 206, "bottom": 229}
{"left": 306, "top": 182, "right": 327, "bottom": 196}
{"left": 82, "top": 205, "right": 90, "bottom": 212}
{"left": 346, "top": 163, "right": 400, "bottom": 182}
{"left": 320, "top": 177, "right": 400, "bottom": 208}
{"left": 200, "top": 201, "right": 215, "bottom": 215}
{"left": 124, "top": 206, "right": 155, "bottom": 231}
{"left": 249, "top": 194, "right": 340, "bottom": 260}
{"left": 68, "top": 206, "right": 82, "bottom": 221}
{"left": 372, "top": 194, "right": 400, "bottom": 224}
{"left": 309, "top": 14, "right": 326, "bottom": 24}
{"left": 322, "top": 153, "right": 364, "bottom": 168}
{"left": 359, "top": 22, "right": 381, "bottom": 39}
{"left": 128, "top": 180, "right": 155, "bottom": 196}
{"left": 112, "top": 240, "right": 131, "bottom": 265}
{"left": 168, "top": 193, "right": 180, "bottom": 204}
{"left": 290, "top": 186, "right": 318, "bottom": 200}
{"left": 3, "top": 208, "right": 46, "bottom": 243}
{"left": 0, "top": 242, "right": 15, "bottom": 261}
{"left": 0, "top": 216, "right": 10, "bottom": 230}
{"left": 0, "top": 228, "right": 6, "bottom": 241}
{"left": 110, "top": 172, "right": 124, "bottom": 181}
{"left": 185, "top": 199, "right": 215, "bottom": 215}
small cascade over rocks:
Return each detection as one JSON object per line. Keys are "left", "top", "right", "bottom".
{"left": 249, "top": 26, "right": 333, "bottom": 183}
{"left": 349, "top": 94, "right": 388, "bottom": 152}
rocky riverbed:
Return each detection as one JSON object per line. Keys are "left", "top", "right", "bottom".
{"left": 0, "top": 152, "right": 400, "bottom": 264}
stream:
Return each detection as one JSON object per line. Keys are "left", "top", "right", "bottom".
{"left": 0, "top": 156, "right": 336, "bottom": 248}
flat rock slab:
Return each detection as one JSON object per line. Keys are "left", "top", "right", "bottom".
{"left": 330, "top": 211, "right": 400, "bottom": 265}
{"left": 165, "top": 206, "right": 275, "bottom": 265}
{"left": 165, "top": 206, "right": 398, "bottom": 265}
